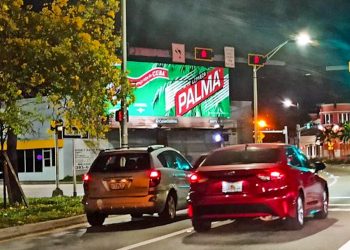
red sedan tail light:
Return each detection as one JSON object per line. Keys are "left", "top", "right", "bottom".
{"left": 257, "top": 170, "right": 285, "bottom": 182}
{"left": 189, "top": 173, "right": 208, "bottom": 184}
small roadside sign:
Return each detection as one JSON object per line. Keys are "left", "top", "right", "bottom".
{"left": 224, "top": 46, "right": 235, "bottom": 68}
{"left": 172, "top": 43, "right": 185, "bottom": 63}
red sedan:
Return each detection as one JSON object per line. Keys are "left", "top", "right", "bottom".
{"left": 187, "top": 143, "right": 328, "bottom": 232}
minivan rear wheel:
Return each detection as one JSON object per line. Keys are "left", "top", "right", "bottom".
{"left": 86, "top": 212, "right": 106, "bottom": 226}
{"left": 159, "top": 194, "right": 176, "bottom": 220}
{"left": 130, "top": 213, "right": 143, "bottom": 219}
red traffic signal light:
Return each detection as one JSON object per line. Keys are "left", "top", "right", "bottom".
{"left": 194, "top": 47, "right": 214, "bottom": 61}
{"left": 115, "top": 109, "right": 129, "bottom": 122}
{"left": 248, "top": 54, "right": 266, "bottom": 66}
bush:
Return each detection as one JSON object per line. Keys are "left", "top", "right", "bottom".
{"left": 0, "top": 196, "right": 84, "bottom": 229}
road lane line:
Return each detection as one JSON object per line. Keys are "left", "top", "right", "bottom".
{"left": 339, "top": 240, "right": 350, "bottom": 250}
{"left": 327, "top": 175, "right": 338, "bottom": 187}
{"left": 329, "top": 208, "right": 350, "bottom": 211}
{"left": 329, "top": 204, "right": 350, "bottom": 206}
{"left": 115, "top": 227, "right": 193, "bottom": 250}
{"left": 115, "top": 221, "right": 231, "bottom": 250}
{"left": 330, "top": 197, "right": 350, "bottom": 199}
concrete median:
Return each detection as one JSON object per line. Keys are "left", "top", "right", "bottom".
{"left": 0, "top": 214, "right": 87, "bottom": 241}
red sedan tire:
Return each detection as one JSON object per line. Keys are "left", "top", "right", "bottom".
{"left": 285, "top": 195, "right": 304, "bottom": 230}
{"left": 314, "top": 190, "right": 328, "bottom": 219}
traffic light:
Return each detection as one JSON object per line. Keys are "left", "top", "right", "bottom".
{"left": 258, "top": 119, "right": 267, "bottom": 128}
{"left": 248, "top": 54, "right": 266, "bottom": 66}
{"left": 115, "top": 109, "right": 129, "bottom": 122}
{"left": 194, "top": 47, "right": 214, "bottom": 61}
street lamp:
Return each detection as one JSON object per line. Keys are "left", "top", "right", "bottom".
{"left": 251, "top": 32, "right": 312, "bottom": 143}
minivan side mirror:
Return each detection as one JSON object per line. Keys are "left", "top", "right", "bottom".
{"left": 314, "top": 161, "right": 326, "bottom": 172}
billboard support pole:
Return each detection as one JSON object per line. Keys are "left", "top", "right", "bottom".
{"left": 121, "top": 0, "right": 128, "bottom": 148}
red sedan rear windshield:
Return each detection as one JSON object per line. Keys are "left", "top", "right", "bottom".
{"left": 89, "top": 152, "right": 150, "bottom": 172}
{"left": 202, "top": 148, "right": 281, "bottom": 166}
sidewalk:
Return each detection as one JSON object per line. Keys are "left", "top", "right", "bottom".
{"left": 0, "top": 214, "right": 87, "bottom": 241}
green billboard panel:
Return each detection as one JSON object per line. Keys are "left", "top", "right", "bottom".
{"left": 123, "top": 61, "right": 230, "bottom": 118}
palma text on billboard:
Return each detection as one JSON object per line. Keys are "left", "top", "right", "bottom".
{"left": 175, "top": 68, "right": 224, "bottom": 116}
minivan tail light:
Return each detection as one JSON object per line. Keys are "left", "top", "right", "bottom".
{"left": 149, "top": 169, "right": 161, "bottom": 187}
{"left": 257, "top": 170, "right": 285, "bottom": 181}
{"left": 83, "top": 173, "right": 91, "bottom": 193}
{"left": 83, "top": 173, "right": 91, "bottom": 182}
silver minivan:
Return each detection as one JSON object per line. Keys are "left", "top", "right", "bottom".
{"left": 82, "top": 145, "right": 193, "bottom": 226}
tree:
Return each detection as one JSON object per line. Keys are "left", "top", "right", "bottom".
{"left": 0, "top": 0, "right": 133, "bottom": 205}
{"left": 24, "top": 0, "right": 133, "bottom": 136}
{"left": 318, "top": 125, "right": 341, "bottom": 159}
{"left": 0, "top": 0, "right": 48, "bottom": 204}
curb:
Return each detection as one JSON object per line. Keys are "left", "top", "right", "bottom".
{"left": 0, "top": 214, "right": 87, "bottom": 241}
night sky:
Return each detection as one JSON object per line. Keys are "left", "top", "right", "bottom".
{"left": 26, "top": 0, "right": 350, "bottom": 129}
{"left": 126, "top": 0, "right": 350, "bottom": 129}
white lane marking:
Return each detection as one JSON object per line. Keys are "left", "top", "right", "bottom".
{"left": 329, "top": 208, "right": 350, "bottom": 211}
{"left": 115, "top": 227, "right": 193, "bottom": 250}
{"left": 115, "top": 221, "right": 231, "bottom": 250}
{"left": 327, "top": 175, "right": 338, "bottom": 187}
{"left": 339, "top": 240, "right": 350, "bottom": 250}
{"left": 329, "top": 204, "right": 350, "bottom": 206}
{"left": 330, "top": 197, "right": 350, "bottom": 199}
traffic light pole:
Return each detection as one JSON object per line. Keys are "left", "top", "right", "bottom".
{"left": 253, "top": 65, "right": 258, "bottom": 143}
{"left": 121, "top": 0, "right": 128, "bottom": 148}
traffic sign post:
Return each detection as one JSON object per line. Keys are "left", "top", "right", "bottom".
{"left": 260, "top": 126, "right": 289, "bottom": 144}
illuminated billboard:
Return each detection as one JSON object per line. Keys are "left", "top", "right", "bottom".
{"left": 126, "top": 61, "right": 230, "bottom": 118}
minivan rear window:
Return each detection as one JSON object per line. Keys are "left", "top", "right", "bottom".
{"left": 89, "top": 152, "right": 150, "bottom": 173}
{"left": 202, "top": 148, "right": 280, "bottom": 166}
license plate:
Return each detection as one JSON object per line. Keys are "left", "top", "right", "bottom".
{"left": 222, "top": 181, "right": 243, "bottom": 193}
{"left": 109, "top": 182, "right": 126, "bottom": 190}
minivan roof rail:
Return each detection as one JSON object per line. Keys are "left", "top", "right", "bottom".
{"left": 147, "top": 145, "right": 165, "bottom": 152}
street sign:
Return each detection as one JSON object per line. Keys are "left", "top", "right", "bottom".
{"left": 224, "top": 46, "right": 235, "bottom": 68}
{"left": 172, "top": 43, "right": 185, "bottom": 63}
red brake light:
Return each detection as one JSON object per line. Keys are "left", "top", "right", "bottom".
{"left": 190, "top": 173, "right": 199, "bottom": 183}
{"left": 83, "top": 173, "right": 90, "bottom": 182}
{"left": 149, "top": 170, "right": 161, "bottom": 187}
{"left": 257, "top": 170, "right": 284, "bottom": 181}
{"left": 189, "top": 173, "right": 208, "bottom": 184}
{"left": 150, "top": 170, "right": 160, "bottom": 178}
{"left": 83, "top": 174, "right": 91, "bottom": 194}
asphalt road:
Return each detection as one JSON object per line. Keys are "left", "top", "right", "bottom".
{"left": 0, "top": 165, "right": 350, "bottom": 250}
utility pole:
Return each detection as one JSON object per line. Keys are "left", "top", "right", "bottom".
{"left": 120, "top": 0, "right": 128, "bottom": 148}
{"left": 253, "top": 65, "right": 258, "bottom": 143}
{"left": 52, "top": 120, "right": 63, "bottom": 197}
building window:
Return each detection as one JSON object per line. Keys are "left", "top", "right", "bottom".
{"left": 18, "top": 151, "right": 25, "bottom": 172}
{"left": 35, "top": 149, "right": 43, "bottom": 172}
{"left": 340, "top": 113, "right": 349, "bottom": 123}
{"left": 25, "top": 150, "right": 34, "bottom": 172}
{"left": 324, "top": 114, "right": 333, "bottom": 124}
{"left": 18, "top": 148, "right": 55, "bottom": 173}
{"left": 43, "top": 149, "right": 55, "bottom": 167}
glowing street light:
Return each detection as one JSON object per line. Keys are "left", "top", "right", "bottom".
{"left": 282, "top": 98, "right": 299, "bottom": 109}
{"left": 295, "top": 32, "right": 312, "bottom": 46}
{"left": 250, "top": 32, "right": 312, "bottom": 143}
